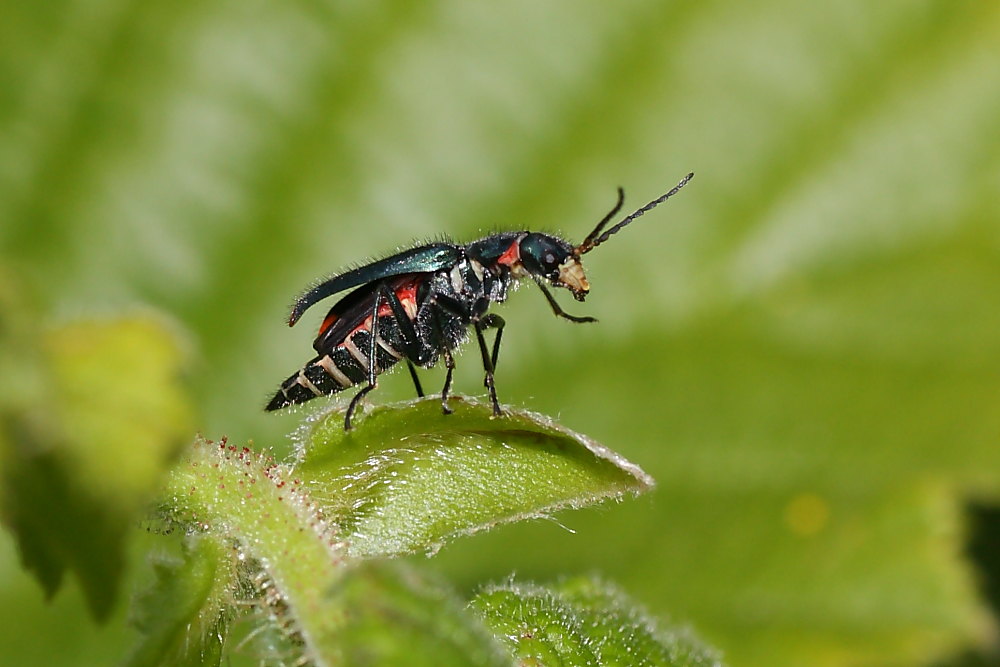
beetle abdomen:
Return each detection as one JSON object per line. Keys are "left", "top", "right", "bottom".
{"left": 266, "top": 314, "right": 407, "bottom": 411}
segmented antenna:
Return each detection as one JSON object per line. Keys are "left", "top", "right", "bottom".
{"left": 577, "top": 187, "right": 625, "bottom": 254}
{"left": 575, "top": 172, "right": 694, "bottom": 255}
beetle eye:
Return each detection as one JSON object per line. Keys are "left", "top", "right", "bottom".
{"left": 519, "top": 233, "right": 571, "bottom": 278}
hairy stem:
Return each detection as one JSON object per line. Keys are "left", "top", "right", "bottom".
{"left": 163, "top": 439, "right": 347, "bottom": 666}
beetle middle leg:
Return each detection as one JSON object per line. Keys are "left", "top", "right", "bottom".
{"left": 473, "top": 320, "right": 503, "bottom": 417}
{"left": 476, "top": 309, "right": 507, "bottom": 417}
{"left": 375, "top": 282, "right": 435, "bottom": 401}
{"left": 421, "top": 303, "right": 456, "bottom": 414}
{"left": 405, "top": 360, "right": 424, "bottom": 398}
{"left": 479, "top": 313, "right": 505, "bottom": 371}
{"left": 432, "top": 294, "right": 505, "bottom": 416}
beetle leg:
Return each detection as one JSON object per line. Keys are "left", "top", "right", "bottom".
{"left": 432, "top": 293, "right": 473, "bottom": 320}
{"left": 473, "top": 320, "right": 503, "bottom": 417}
{"left": 405, "top": 360, "right": 425, "bottom": 398}
{"left": 345, "top": 289, "right": 384, "bottom": 430}
{"left": 433, "top": 293, "right": 504, "bottom": 415}
{"left": 425, "top": 304, "right": 457, "bottom": 414}
{"left": 379, "top": 283, "right": 435, "bottom": 366}
{"left": 480, "top": 314, "right": 505, "bottom": 370}
{"left": 373, "top": 281, "right": 431, "bottom": 398}
{"left": 440, "top": 346, "right": 455, "bottom": 414}
{"left": 536, "top": 282, "right": 596, "bottom": 323}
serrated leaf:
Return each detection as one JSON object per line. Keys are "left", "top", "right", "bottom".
{"left": 0, "top": 276, "right": 193, "bottom": 620}
{"left": 329, "top": 560, "right": 509, "bottom": 667}
{"left": 470, "top": 576, "right": 723, "bottom": 667}
{"left": 124, "top": 535, "right": 234, "bottom": 667}
{"left": 297, "top": 396, "right": 653, "bottom": 557}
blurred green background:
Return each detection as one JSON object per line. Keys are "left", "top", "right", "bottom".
{"left": 2, "top": 0, "right": 1000, "bottom": 665}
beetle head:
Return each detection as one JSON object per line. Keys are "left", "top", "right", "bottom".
{"left": 513, "top": 173, "right": 694, "bottom": 303}
{"left": 519, "top": 233, "right": 590, "bottom": 301}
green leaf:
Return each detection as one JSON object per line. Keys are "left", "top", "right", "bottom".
{"left": 328, "top": 560, "right": 509, "bottom": 667}
{"left": 4, "top": 1, "right": 1000, "bottom": 665}
{"left": 437, "top": 319, "right": 998, "bottom": 665}
{"left": 124, "top": 535, "right": 234, "bottom": 667}
{"left": 471, "top": 576, "right": 723, "bottom": 667}
{"left": 297, "top": 396, "right": 653, "bottom": 557}
{"left": 159, "top": 436, "right": 515, "bottom": 666}
{"left": 0, "top": 281, "right": 192, "bottom": 620}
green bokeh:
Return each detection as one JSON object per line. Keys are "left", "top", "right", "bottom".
{"left": 2, "top": 0, "right": 999, "bottom": 664}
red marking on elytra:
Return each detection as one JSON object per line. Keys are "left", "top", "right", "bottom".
{"left": 318, "top": 312, "right": 339, "bottom": 337}
{"left": 497, "top": 240, "right": 520, "bottom": 267}
{"left": 341, "top": 276, "right": 422, "bottom": 339}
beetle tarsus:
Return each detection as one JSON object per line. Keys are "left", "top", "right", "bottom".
{"left": 345, "top": 385, "right": 374, "bottom": 430}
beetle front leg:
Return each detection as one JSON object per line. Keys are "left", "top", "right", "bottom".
{"left": 536, "top": 282, "right": 596, "bottom": 323}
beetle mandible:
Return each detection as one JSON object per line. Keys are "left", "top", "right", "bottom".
{"left": 267, "top": 172, "right": 694, "bottom": 429}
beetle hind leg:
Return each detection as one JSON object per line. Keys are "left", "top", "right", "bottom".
{"left": 344, "top": 289, "right": 386, "bottom": 430}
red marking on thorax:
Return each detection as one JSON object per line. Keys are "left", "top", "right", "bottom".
{"left": 496, "top": 240, "right": 521, "bottom": 267}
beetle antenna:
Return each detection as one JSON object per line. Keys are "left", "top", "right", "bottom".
{"left": 577, "top": 186, "right": 625, "bottom": 254}
{"left": 576, "top": 172, "right": 694, "bottom": 255}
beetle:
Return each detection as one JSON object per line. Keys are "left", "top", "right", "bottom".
{"left": 267, "top": 172, "right": 694, "bottom": 429}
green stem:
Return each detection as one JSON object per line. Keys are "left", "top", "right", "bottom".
{"left": 163, "top": 439, "right": 346, "bottom": 666}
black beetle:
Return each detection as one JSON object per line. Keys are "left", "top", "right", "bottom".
{"left": 268, "top": 172, "right": 694, "bottom": 429}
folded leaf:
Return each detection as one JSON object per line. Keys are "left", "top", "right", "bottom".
{"left": 297, "top": 396, "right": 654, "bottom": 557}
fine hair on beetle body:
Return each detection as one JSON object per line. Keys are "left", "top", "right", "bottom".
{"left": 267, "top": 172, "right": 694, "bottom": 430}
